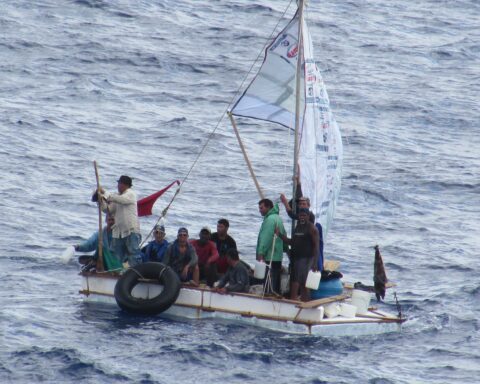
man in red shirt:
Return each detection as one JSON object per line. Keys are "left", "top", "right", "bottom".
{"left": 190, "top": 227, "right": 219, "bottom": 287}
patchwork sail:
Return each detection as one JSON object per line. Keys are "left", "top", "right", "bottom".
{"left": 229, "top": 9, "right": 343, "bottom": 237}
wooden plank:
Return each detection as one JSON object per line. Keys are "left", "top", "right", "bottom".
{"left": 297, "top": 294, "right": 348, "bottom": 309}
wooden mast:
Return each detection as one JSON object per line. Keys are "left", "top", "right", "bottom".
{"left": 228, "top": 112, "right": 265, "bottom": 199}
{"left": 93, "top": 161, "right": 105, "bottom": 272}
{"left": 291, "top": 0, "right": 305, "bottom": 235}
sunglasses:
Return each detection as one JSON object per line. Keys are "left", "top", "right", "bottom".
{"left": 178, "top": 233, "right": 188, "bottom": 237}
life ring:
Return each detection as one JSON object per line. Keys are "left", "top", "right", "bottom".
{"left": 114, "top": 262, "right": 181, "bottom": 315}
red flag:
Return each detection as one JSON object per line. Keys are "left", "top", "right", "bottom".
{"left": 137, "top": 180, "right": 180, "bottom": 217}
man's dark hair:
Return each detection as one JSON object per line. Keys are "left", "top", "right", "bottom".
{"left": 217, "top": 218, "right": 230, "bottom": 228}
{"left": 226, "top": 248, "right": 239, "bottom": 261}
{"left": 258, "top": 198, "right": 274, "bottom": 209}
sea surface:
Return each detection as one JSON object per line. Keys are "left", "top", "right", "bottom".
{"left": 1, "top": 0, "right": 479, "bottom": 383}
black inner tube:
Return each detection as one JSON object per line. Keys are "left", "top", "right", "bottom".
{"left": 114, "top": 262, "right": 181, "bottom": 315}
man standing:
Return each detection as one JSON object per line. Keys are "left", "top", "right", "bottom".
{"left": 276, "top": 208, "right": 319, "bottom": 301}
{"left": 190, "top": 227, "right": 219, "bottom": 287}
{"left": 281, "top": 194, "right": 324, "bottom": 270}
{"left": 256, "top": 198, "right": 287, "bottom": 295}
{"left": 211, "top": 218, "right": 237, "bottom": 276}
{"left": 102, "top": 175, "right": 142, "bottom": 266}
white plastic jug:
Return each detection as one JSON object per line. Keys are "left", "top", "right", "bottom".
{"left": 351, "top": 289, "right": 371, "bottom": 315}
{"left": 305, "top": 271, "right": 321, "bottom": 290}
{"left": 254, "top": 261, "right": 267, "bottom": 279}
{"left": 324, "top": 303, "right": 341, "bottom": 318}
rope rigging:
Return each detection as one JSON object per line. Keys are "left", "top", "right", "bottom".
{"left": 161, "top": 0, "right": 296, "bottom": 211}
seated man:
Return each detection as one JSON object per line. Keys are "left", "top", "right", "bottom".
{"left": 163, "top": 227, "right": 199, "bottom": 286}
{"left": 214, "top": 249, "right": 250, "bottom": 294}
{"left": 141, "top": 225, "right": 169, "bottom": 263}
{"left": 190, "top": 227, "right": 219, "bottom": 287}
{"left": 210, "top": 218, "right": 237, "bottom": 276}
{"left": 74, "top": 213, "right": 118, "bottom": 271}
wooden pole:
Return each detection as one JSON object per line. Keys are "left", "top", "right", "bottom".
{"left": 93, "top": 160, "right": 105, "bottom": 272}
{"left": 291, "top": 0, "right": 305, "bottom": 236}
{"left": 228, "top": 112, "right": 265, "bottom": 199}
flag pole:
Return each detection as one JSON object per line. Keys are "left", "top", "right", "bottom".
{"left": 93, "top": 160, "right": 105, "bottom": 272}
{"left": 228, "top": 112, "right": 265, "bottom": 199}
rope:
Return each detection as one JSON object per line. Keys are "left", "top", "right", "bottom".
{"left": 169, "top": 0, "right": 295, "bottom": 206}
{"left": 130, "top": 267, "right": 145, "bottom": 280}
{"left": 93, "top": 267, "right": 123, "bottom": 274}
{"left": 157, "top": 266, "right": 167, "bottom": 281}
{"left": 262, "top": 255, "right": 275, "bottom": 298}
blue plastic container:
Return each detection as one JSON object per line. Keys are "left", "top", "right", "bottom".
{"left": 310, "top": 278, "right": 343, "bottom": 300}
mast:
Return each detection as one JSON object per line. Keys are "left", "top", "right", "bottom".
{"left": 228, "top": 112, "right": 265, "bottom": 199}
{"left": 291, "top": 0, "right": 305, "bottom": 235}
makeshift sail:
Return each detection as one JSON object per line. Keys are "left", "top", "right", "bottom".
{"left": 229, "top": 7, "right": 343, "bottom": 237}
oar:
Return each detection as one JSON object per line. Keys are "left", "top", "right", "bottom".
{"left": 93, "top": 160, "right": 105, "bottom": 272}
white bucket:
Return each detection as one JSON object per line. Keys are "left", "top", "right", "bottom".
{"left": 351, "top": 289, "right": 371, "bottom": 315}
{"left": 254, "top": 261, "right": 267, "bottom": 279}
{"left": 324, "top": 303, "right": 341, "bottom": 319}
{"left": 339, "top": 303, "right": 357, "bottom": 318}
{"left": 305, "top": 271, "right": 321, "bottom": 290}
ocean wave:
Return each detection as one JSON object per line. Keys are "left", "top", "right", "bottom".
{"left": 10, "top": 346, "right": 130, "bottom": 383}
{"left": 1, "top": 0, "right": 479, "bottom": 382}
{"left": 73, "top": 0, "right": 107, "bottom": 9}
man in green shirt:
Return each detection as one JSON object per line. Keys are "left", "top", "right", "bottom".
{"left": 256, "top": 198, "right": 287, "bottom": 294}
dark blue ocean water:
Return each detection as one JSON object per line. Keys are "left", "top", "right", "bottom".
{"left": 1, "top": 0, "right": 479, "bottom": 383}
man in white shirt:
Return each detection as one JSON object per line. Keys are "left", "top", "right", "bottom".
{"left": 102, "top": 175, "right": 142, "bottom": 266}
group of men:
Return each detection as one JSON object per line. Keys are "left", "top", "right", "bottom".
{"left": 75, "top": 174, "right": 324, "bottom": 301}
{"left": 147, "top": 220, "right": 247, "bottom": 295}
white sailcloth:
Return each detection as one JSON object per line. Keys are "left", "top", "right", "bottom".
{"left": 230, "top": 9, "right": 343, "bottom": 237}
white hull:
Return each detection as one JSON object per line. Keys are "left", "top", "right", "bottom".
{"left": 80, "top": 272, "right": 404, "bottom": 336}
